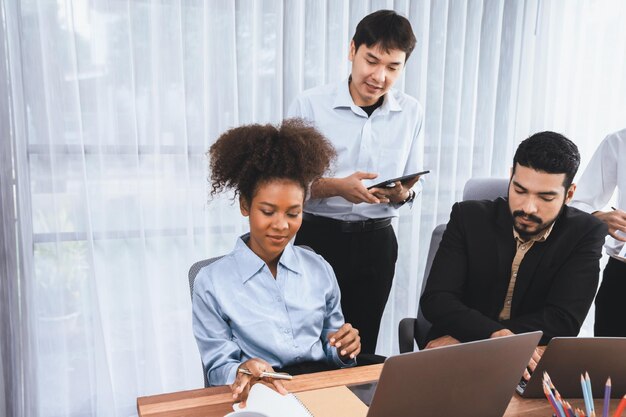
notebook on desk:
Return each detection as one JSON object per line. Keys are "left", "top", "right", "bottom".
{"left": 233, "top": 383, "right": 367, "bottom": 417}
{"left": 351, "top": 331, "right": 542, "bottom": 417}
{"left": 517, "top": 337, "right": 626, "bottom": 398}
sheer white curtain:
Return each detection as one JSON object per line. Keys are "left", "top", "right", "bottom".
{"left": 1, "top": 1, "right": 625, "bottom": 416}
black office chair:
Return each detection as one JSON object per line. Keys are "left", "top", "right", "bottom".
{"left": 398, "top": 177, "right": 509, "bottom": 352}
{"left": 398, "top": 223, "right": 445, "bottom": 352}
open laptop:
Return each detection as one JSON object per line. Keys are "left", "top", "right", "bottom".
{"left": 517, "top": 337, "right": 626, "bottom": 398}
{"left": 348, "top": 331, "right": 542, "bottom": 417}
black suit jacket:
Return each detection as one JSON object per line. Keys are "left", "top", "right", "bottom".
{"left": 420, "top": 198, "right": 607, "bottom": 345}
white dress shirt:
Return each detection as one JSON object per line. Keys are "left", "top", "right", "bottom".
{"left": 571, "top": 128, "right": 626, "bottom": 261}
{"left": 192, "top": 234, "right": 353, "bottom": 386}
{"left": 288, "top": 78, "right": 424, "bottom": 221}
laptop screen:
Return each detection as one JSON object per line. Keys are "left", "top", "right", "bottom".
{"left": 358, "top": 332, "right": 542, "bottom": 417}
{"left": 518, "top": 337, "right": 626, "bottom": 398}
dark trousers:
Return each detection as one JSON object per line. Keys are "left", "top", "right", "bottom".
{"left": 594, "top": 257, "right": 626, "bottom": 336}
{"left": 295, "top": 220, "right": 398, "bottom": 354}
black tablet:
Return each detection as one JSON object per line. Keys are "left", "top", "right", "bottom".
{"left": 367, "top": 170, "right": 430, "bottom": 190}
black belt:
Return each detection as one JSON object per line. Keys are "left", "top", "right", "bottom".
{"left": 302, "top": 213, "right": 392, "bottom": 233}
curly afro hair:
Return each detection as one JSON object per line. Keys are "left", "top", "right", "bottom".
{"left": 208, "top": 118, "right": 336, "bottom": 203}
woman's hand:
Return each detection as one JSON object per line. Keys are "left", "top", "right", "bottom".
{"left": 328, "top": 323, "right": 361, "bottom": 360}
{"left": 231, "top": 358, "right": 288, "bottom": 407}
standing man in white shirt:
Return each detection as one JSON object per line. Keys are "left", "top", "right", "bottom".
{"left": 570, "top": 128, "right": 626, "bottom": 336}
{"left": 288, "top": 10, "right": 424, "bottom": 354}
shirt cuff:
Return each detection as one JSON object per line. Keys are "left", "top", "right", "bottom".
{"left": 330, "top": 347, "right": 357, "bottom": 368}
{"left": 214, "top": 362, "right": 240, "bottom": 386}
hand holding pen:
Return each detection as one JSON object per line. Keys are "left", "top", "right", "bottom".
{"left": 237, "top": 367, "right": 292, "bottom": 380}
{"left": 231, "top": 358, "right": 289, "bottom": 407}
{"left": 593, "top": 207, "right": 626, "bottom": 242}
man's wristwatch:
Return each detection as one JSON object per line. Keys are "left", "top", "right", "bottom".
{"left": 401, "top": 189, "right": 415, "bottom": 205}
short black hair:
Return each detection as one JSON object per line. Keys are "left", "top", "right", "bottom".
{"left": 352, "top": 10, "right": 416, "bottom": 61}
{"left": 512, "top": 131, "right": 580, "bottom": 189}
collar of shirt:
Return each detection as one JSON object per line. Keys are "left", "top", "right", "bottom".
{"left": 332, "top": 77, "right": 402, "bottom": 117}
{"left": 512, "top": 220, "right": 556, "bottom": 248}
{"left": 233, "top": 233, "right": 302, "bottom": 284}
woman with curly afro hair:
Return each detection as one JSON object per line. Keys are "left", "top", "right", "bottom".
{"left": 192, "top": 119, "right": 362, "bottom": 406}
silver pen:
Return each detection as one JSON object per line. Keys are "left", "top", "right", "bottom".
{"left": 237, "top": 367, "right": 293, "bottom": 380}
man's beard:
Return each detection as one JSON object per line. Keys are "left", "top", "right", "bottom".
{"left": 512, "top": 210, "right": 556, "bottom": 240}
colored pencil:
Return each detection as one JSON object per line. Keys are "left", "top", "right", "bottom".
{"left": 582, "top": 374, "right": 593, "bottom": 417}
{"left": 613, "top": 394, "right": 626, "bottom": 417}
{"left": 544, "top": 381, "right": 561, "bottom": 415}
{"left": 602, "top": 378, "right": 612, "bottom": 417}
{"left": 586, "top": 372, "right": 595, "bottom": 415}
{"left": 545, "top": 380, "right": 568, "bottom": 417}
{"left": 546, "top": 371, "right": 564, "bottom": 403}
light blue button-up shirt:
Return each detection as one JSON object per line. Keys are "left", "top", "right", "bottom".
{"left": 192, "top": 234, "right": 354, "bottom": 386}
{"left": 288, "top": 78, "right": 424, "bottom": 221}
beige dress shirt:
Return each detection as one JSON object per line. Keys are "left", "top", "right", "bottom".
{"left": 499, "top": 223, "right": 556, "bottom": 320}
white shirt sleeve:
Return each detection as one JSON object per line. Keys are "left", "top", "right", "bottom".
{"left": 571, "top": 134, "right": 619, "bottom": 213}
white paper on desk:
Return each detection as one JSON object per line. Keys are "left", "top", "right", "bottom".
{"left": 233, "top": 383, "right": 312, "bottom": 417}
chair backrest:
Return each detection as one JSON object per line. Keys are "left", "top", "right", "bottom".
{"left": 462, "top": 177, "right": 509, "bottom": 201}
{"left": 414, "top": 223, "right": 446, "bottom": 349}
{"left": 188, "top": 256, "right": 224, "bottom": 300}
{"left": 188, "top": 256, "right": 224, "bottom": 387}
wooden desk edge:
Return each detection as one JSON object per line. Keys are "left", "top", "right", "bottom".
{"left": 137, "top": 364, "right": 383, "bottom": 416}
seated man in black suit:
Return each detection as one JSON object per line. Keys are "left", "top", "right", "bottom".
{"left": 420, "top": 131, "right": 607, "bottom": 379}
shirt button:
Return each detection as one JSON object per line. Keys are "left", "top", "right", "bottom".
{"left": 276, "top": 296, "right": 282, "bottom": 302}
{"left": 507, "top": 300, "right": 511, "bottom": 305}
{"left": 513, "top": 273, "right": 517, "bottom": 277}
{"left": 283, "top": 329, "right": 290, "bottom": 334}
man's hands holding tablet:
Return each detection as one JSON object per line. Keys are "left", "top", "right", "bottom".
{"left": 310, "top": 170, "right": 427, "bottom": 204}
{"left": 366, "top": 170, "right": 430, "bottom": 190}
{"left": 367, "top": 170, "right": 428, "bottom": 204}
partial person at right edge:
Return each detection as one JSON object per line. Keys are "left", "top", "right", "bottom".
{"left": 420, "top": 131, "right": 607, "bottom": 381}
{"left": 570, "top": 128, "right": 626, "bottom": 337}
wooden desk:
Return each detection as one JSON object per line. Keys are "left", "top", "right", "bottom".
{"left": 137, "top": 365, "right": 620, "bottom": 417}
